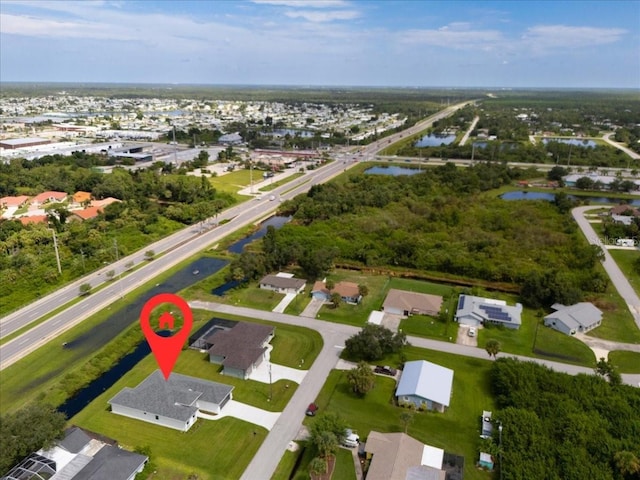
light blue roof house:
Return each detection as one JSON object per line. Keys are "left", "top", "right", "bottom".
{"left": 396, "top": 360, "right": 454, "bottom": 412}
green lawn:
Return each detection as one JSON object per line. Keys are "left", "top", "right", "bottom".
{"left": 70, "top": 354, "right": 267, "bottom": 480}
{"left": 271, "top": 442, "right": 356, "bottom": 480}
{"left": 608, "top": 350, "right": 640, "bottom": 373}
{"left": 478, "top": 313, "right": 595, "bottom": 366}
{"left": 399, "top": 315, "right": 459, "bottom": 342}
{"left": 313, "top": 346, "right": 495, "bottom": 480}
{"left": 209, "top": 169, "right": 255, "bottom": 198}
{"left": 608, "top": 248, "right": 640, "bottom": 297}
{"left": 317, "top": 273, "right": 391, "bottom": 326}
{"left": 587, "top": 284, "right": 640, "bottom": 343}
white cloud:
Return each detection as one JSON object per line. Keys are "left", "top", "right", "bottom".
{"left": 284, "top": 9, "right": 359, "bottom": 22}
{"left": 0, "top": 13, "right": 136, "bottom": 40}
{"left": 522, "top": 25, "right": 627, "bottom": 52}
{"left": 398, "top": 23, "right": 504, "bottom": 50}
{"left": 252, "top": 0, "right": 349, "bottom": 7}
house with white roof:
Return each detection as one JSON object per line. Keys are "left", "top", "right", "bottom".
{"left": 544, "top": 302, "right": 603, "bottom": 336}
{"left": 455, "top": 294, "right": 522, "bottom": 330}
{"left": 395, "top": 360, "right": 453, "bottom": 412}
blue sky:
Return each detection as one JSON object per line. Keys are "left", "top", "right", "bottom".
{"left": 1, "top": 0, "right": 638, "bottom": 88}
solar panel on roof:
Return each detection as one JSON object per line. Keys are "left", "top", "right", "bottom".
{"left": 458, "top": 296, "right": 466, "bottom": 310}
{"left": 480, "top": 305, "right": 512, "bottom": 322}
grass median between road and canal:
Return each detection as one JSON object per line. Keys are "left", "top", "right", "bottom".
{"left": 0, "top": 255, "right": 322, "bottom": 414}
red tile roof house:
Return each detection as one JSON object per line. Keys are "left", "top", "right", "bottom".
{"left": 19, "top": 214, "right": 49, "bottom": 225}
{"left": 31, "top": 191, "right": 68, "bottom": 208}
{"left": 311, "top": 280, "right": 362, "bottom": 304}
{"left": 0, "top": 195, "right": 30, "bottom": 208}
{"left": 69, "top": 206, "right": 103, "bottom": 222}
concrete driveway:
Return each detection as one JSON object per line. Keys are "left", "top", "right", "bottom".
{"left": 456, "top": 324, "right": 478, "bottom": 347}
{"left": 197, "top": 400, "right": 280, "bottom": 431}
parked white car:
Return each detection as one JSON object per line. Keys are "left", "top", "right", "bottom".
{"left": 342, "top": 429, "right": 360, "bottom": 448}
{"left": 468, "top": 327, "right": 477, "bottom": 337}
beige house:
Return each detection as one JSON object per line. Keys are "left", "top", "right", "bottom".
{"left": 364, "top": 431, "right": 446, "bottom": 480}
{"left": 382, "top": 289, "right": 443, "bottom": 317}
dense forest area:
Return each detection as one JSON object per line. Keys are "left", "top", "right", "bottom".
{"left": 228, "top": 162, "right": 607, "bottom": 308}
{"left": 490, "top": 358, "right": 640, "bottom": 480}
{"left": 0, "top": 159, "right": 233, "bottom": 314}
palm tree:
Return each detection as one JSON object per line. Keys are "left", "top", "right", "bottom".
{"left": 485, "top": 339, "right": 501, "bottom": 358}
{"left": 400, "top": 411, "right": 414, "bottom": 433}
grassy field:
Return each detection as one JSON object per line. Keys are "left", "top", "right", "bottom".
{"left": 209, "top": 169, "right": 254, "bottom": 197}
{"left": 608, "top": 350, "right": 640, "bottom": 373}
{"left": 312, "top": 346, "right": 494, "bottom": 480}
{"left": 608, "top": 248, "right": 640, "bottom": 297}
{"left": 70, "top": 353, "right": 267, "bottom": 480}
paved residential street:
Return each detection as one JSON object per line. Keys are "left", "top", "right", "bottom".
{"left": 189, "top": 300, "right": 640, "bottom": 480}
{"left": 572, "top": 206, "right": 640, "bottom": 330}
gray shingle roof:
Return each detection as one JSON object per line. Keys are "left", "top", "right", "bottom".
{"left": 72, "top": 445, "right": 147, "bottom": 480}
{"left": 109, "top": 370, "right": 233, "bottom": 422}
{"left": 207, "top": 322, "right": 274, "bottom": 371}
{"left": 545, "top": 302, "right": 603, "bottom": 330}
{"left": 59, "top": 427, "right": 91, "bottom": 453}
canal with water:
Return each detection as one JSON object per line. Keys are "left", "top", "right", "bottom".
{"left": 54, "top": 215, "right": 289, "bottom": 417}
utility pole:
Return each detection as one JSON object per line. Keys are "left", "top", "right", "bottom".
{"left": 114, "top": 239, "right": 124, "bottom": 299}
{"left": 50, "top": 229, "right": 62, "bottom": 275}
{"left": 80, "top": 249, "right": 85, "bottom": 272}
{"left": 250, "top": 158, "right": 254, "bottom": 195}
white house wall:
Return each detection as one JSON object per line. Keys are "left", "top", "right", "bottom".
{"left": 111, "top": 404, "right": 193, "bottom": 432}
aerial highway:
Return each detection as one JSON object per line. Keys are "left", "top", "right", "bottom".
{"left": 0, "top": 101, "right": 473, "bottom": 369}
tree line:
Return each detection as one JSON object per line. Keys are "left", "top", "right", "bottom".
{"left": 234, "top": 162, "right": 606, "bottom": 307}
{"left": 490, "top": 358, "right": 640, "bottom": 480}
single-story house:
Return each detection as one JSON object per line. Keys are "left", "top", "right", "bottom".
{"left": 69, "top": 206, "right": 103, "bottom": 221}
{"left": 479, "top": 452, "right": 494, "bottom": 471}
{"left": 19, "top": 214, "right": 48, "bottom": 225}
{"left": 208, "top": 322, "right": 275, "bottom": 379}
{"left": 311, "top": 280, "right": 362, "bottom": 304}
{"left": 219, "top": 132, "right": 243, "bottom": 145}
{"left": 0, "top": 195, "right": 30, "bottom": 208}
{"left": 31, "top": 190, "right": 67, "bottom": 207}
{"left": 364, "top": 431, "right": 446, "bottom": 480}
{"left": 382, "top": 289, "right": 443, "bottom": 317}
{"left": 396, "top": 360, "right": 453, "bottom": 412}
{"left": 109, "top": 370, "right": 234, "bottom": 432}
{"left": 4, "top": 426, "right": 148, "bottom": 480}
{"left": 367, "top": 311, "right": 385, "bottom": 326}
{"left": 259, "top": 273, "right": 306, "bottom": 294}
{"left": 455, "top": 294, "right": 522, "bottom": 329}
{"left": 609, "top": 204, "right": 640, "bottom": 217}
{"left": 544, "top": 302, "right": 603, "bottom": 336}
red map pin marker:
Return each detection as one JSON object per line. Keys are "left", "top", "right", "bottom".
{"left": 140, "top": 293, "right": 193, "bottom": 380}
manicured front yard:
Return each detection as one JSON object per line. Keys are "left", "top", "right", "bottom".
{"left": 271, "top": 442, "right": 356, "bottom": 480}
{"left": 608, "top": 350, "right": 640, "bottom": 373}
{"left": 399, "top": 315, "right": 458, "bottom": 342}
{"left": 313, "top": 346, "right": 495, "bottom": 480}
{"left": 71, "top": 354, "right": 267, "bottom": 480}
